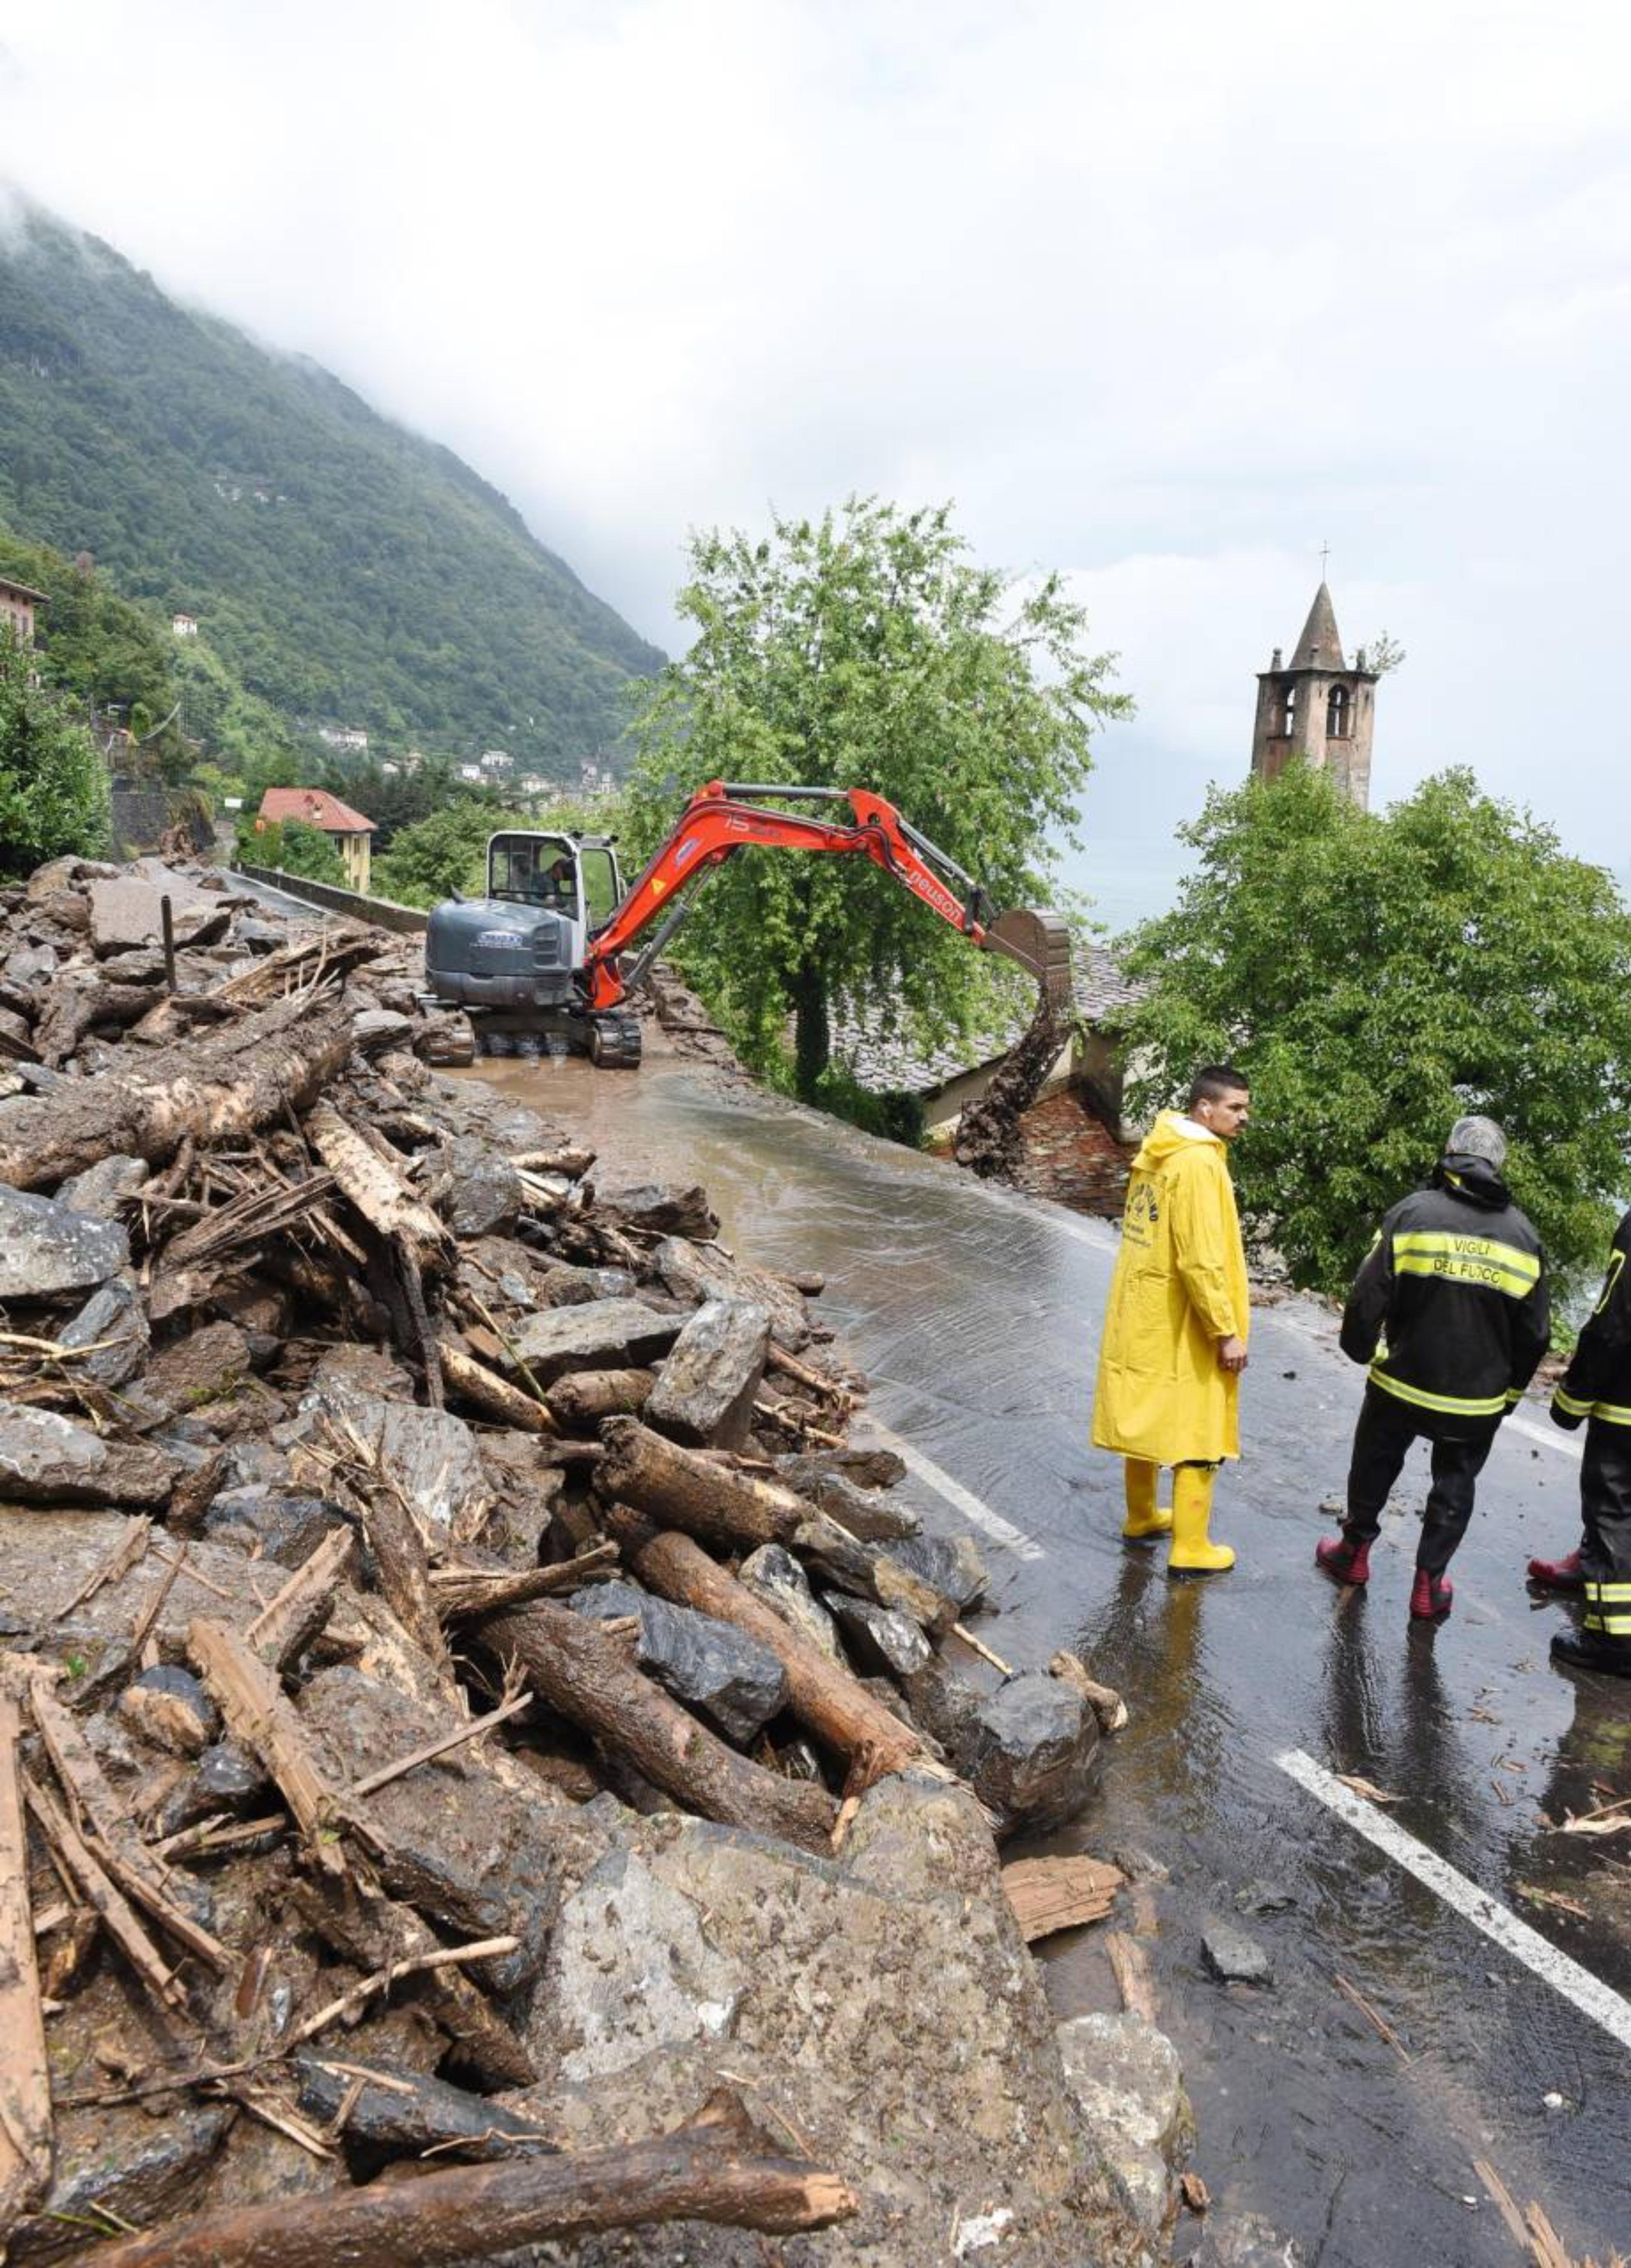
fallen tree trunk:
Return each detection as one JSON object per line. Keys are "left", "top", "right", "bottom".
{"left": 71, "top": 2091, "right": 855, "bottom": 2268}
{"left": 607, "top": 1514, "right": 928, "bottom": 1788}
{"left": 0, "top": 1688, "right": 51, "bottom": 2244}
{"left": 0, "top": 995, "right": 353, "bottom": 1191}
{"left": 547, "top": 1368, "right": 655, "bottom": 1426}
{"left": 481, "top": 1601, "right": 838, "bottom": 1852}
{"left": 595, "top": 1417, "right": 809, "bottom": 1552}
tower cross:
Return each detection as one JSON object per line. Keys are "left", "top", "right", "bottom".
{"left": 1319, "top": 539, "right": 1331, "bottom": 577}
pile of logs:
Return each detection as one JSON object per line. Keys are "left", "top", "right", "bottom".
{"left": 0, "top": 853, "right": 1116, "bottom": 2265}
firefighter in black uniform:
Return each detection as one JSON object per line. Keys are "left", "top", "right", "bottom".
{"left": 1317, "top": 1116, "right": 1550, "bottom": 1620}
{"left": 1548, "top": 1208, "right": 1631, "bottom": 1677}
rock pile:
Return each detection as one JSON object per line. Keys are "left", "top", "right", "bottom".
{"left": 0, "top": 855, "right": 1149, "bottom": 2268}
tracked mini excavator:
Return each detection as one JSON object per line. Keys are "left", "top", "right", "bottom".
{"left": 423, "top": 779, "right": 1073, "bottom": 1067}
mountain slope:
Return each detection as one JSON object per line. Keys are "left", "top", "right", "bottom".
{"left": 0, "top": 205, "right": 663, "bottom": 769}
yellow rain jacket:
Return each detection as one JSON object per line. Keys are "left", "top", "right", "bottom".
{"left": 1092, "top": 1110, "right": 1250, "bottom": 1465}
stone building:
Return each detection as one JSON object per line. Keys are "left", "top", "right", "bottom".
{"left": 1250, "top": 580, "right": 1378, "bottom": 808}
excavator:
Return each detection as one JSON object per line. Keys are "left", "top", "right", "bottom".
{"left": 422, "top": 779, "right": 1073, "bottom": 1068}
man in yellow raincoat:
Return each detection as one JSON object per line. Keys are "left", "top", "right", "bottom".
{"left": 1092, "top": 1065, "right": 1252, "bottom": 1574}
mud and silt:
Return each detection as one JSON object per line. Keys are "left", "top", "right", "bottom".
{"left": 469, "top": 1041, "right": 1631, "bottom": 2267}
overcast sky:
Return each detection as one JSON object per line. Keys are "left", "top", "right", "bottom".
{"left": 2, "top": 0, "right": 1627, "bottom": 928}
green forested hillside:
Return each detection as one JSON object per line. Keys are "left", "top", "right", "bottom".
{"left": 0, "top": 206, "right": 663, "bottom": 770}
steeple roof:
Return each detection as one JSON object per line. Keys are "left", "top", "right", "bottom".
{"left": 1290, "top": 582, "right": 1345, "bottom": 671}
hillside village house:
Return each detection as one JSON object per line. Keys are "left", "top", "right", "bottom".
{"left": 0, "top": 574, "right": 46, "bottom": 645}
{"left": 171, "top": 612, "right": 199, "bottom": 638}
{"left": 256, "top": 787, "right": 376, "bottom": 891}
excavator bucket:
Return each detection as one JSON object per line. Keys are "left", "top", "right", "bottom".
{"left": 985, "top": 909, "right": 1075, "bottom": 1014}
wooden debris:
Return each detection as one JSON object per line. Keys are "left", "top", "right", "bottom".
{"left": 1104, "top": 1931, "right": 1157, "bottom": 2022}
{"left": 71, "top": 2089, "right": 856, "bottom": 2268}
{"left": 1000, "top": 1855, "right": 1125, "bottom": 1943}
{"left": 1333, "top": 1774, "right": 1400, "bottom": 1806}
{"left": 595, "top": 1416, "right": 809, "bottom": 1551}
{"left": 1334, "top": 1972, "right": 1412, "bottom": 2064}
{"left": 1048, "top": 1649, "right": 1129, "bottom": 1734}
{"left": 350, "top": 1687, "right": 533, "bottom": 1799}
{"left": 546, "top": 1367, "right": 655, "bottom": 1426}
{"left": 953, "top": 1622, "right": 1013, "bottom": 1676}
{"left": 245, "top": 1526, "right": 355, "bottom": 1671}
{"left": 0, "top": 1689, "right": 52, "bottom": 2243}
{"left": 430, "top": 1540, "right": 618, "bottom": 1621}
{"left": 23, "top": 1772, "right": 191, "bottom": 2015}
{"left": 438, "top": 1334, "right": 556, "bottom": 1432}
{"left": 188, "top": 1617, "right": 352, "bottom": 1874}
{"left": 1179, "top": 2171, "right": 1211, "bottom": 2214}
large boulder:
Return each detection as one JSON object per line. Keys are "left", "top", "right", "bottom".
{"left": 571, "top": 1578, "right": 788, "bottom": 1745}
{"left": 1057, "top": 2011, "right": 1194, "bottom": 2247}
{"left": 506, "top": 1298, "right": 683, "bottom": 1384}
{"left": 962, "top": 1671, "right": 1101, "bottom": 1837}
{"left": 643, "top": 1296, "right": 770, "bottom": 1449}
{"left": 518, "top": 1775, "right": 1146, "bottom": 2268}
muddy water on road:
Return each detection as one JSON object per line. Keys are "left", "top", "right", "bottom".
{"left": 470, "top": 1049, "right": 1631, "bottom": 2265}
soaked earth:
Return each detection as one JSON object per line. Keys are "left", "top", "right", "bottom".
{"left": 461, "top": 1038, "right": 1631, "bottom": 2267}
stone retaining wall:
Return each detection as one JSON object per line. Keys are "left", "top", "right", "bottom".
{"left": 232, "top": 861, "right": 429, "bottom": 935}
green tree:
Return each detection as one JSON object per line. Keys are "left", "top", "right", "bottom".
{"left": 0, "top": 629, "right": 109, "bottom": 875}
{"left": 370, "top": 789, "right": 629, "bottom": 908}
{"left": 624, "top": 498, "right": 1128, "bottom": 1095}
{"left": 238, "top": 815, "right": 346, "bottom": 885}
{"left": 1117, "top": 762, "right": 1631, "bottom": 1298}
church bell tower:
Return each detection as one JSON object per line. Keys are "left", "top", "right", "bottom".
{"left": 1250, "top": 580, "right": 1378, "bottom": 809}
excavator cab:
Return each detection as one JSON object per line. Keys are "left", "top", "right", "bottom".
{"left": 486, "top": 833, "right": 624, "bottom": 929}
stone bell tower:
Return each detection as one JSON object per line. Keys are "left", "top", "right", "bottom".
{"left": 1250, "top": 580, "right": 1378, "bottom": 809}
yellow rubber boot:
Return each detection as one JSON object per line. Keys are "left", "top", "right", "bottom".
{"left": 1121, "top": 1458, "right": 1173, "bottom": 1542}
{"left": 1167, "top": 1464, "right": 1235, "bottom": 1575}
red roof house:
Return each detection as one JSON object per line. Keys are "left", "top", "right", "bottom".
{"left": 256, "top": 788, "right": 376, "bottom": 891}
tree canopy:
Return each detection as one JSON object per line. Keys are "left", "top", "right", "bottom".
{"left": 0, "top": 629, "right": 108, "bottom": 876}
{"left": 623, "top": 497, "right": 1128, "bottom": 1097}
{"left": 1117, "top": 762, "right": 1631, "bottom": 1298}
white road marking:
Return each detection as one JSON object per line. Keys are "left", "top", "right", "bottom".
{"left": 864, "top": 1421, "right": 1047, "bottom": 1562}
{"left": 1276, "top": 1746, "right": 1631, "bottom": 2056}
{"left": 1505, "top": 1413, "right": 1584, "bottom": 1462}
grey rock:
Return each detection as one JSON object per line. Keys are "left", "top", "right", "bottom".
{"left": 5, "top": 942, "right": 58, "bottom": 989}
{"left": 307, "top": 1373, "right": 489, "bottom": 1538}
{"left": 54, "top": 1152, "right": 149, "bottom": 1219}
{"left": 594, "top": 1179, "right": 719, "bottom": 1240}
{"left": 432, "top": 1133, "right": 525, "bottom": 1238}
{"left": 964, "top": 1671, "right": 1100, "bottom": 1837}
{"left": 506, "top": 1298, "right": 682, "bottom": 1384}
{"left": 737, "top": 1542, "right": 845, "bottom": 1666}
{"left": 1191, "top": 2210, "right": 1305, "bottom": 2268}
{"left": 644, "top": 1296, "right": 771, "bottom": 1449}
{"left": 0, "top": 1403, "right": 176, "bottom": 1508}
{"left": 1056, "top": 2010, "right": 1193, "bottom": 2244}
{"left": 900, "top": 1655, "right": 986, "bottom": 1758}
{"left": 0, "top": 1184, "right": 129, "bottom": 1298}
{"left": 204, "top": 1486, "right": 349, "bottom": 1568}
{"left": 780, "top": 1456, "right": 922, "bottom": 1543}
{"left": 352, "top": 1006, "right": 417, "bottom": 1052}
{"left": 573, "top": 1578, "right": 788, "bottom": 1745}
{"left": 888, "top": 1528, "right": 990, "bottom": 1611}
{"left": 60, "top": 1276, "right": 149, "bottom": 1388}
{"left": 826, "top": 1592, "right": 933, "bottom": 1680}
{"left": 654, "top": 1234, "right": 810, "bottom": 1351}
{"left": 11, "top": 2102, "right": 232, "bottom": 2263}
{"left": 794, "top": 1510, "right": 959, "bottom": 1637}
{"left": 1236, "top": 1878, "right": 1296, "bottom": 1916}
{"left": 141, "top": 1319, "right": 252, "bottom": 1419}
{"left": 96, "top": 949, "right": 168, "bottom": 985}
{"left": 235, "top": 918, "right": 287, "bottom": 953}
{"left": 1201, "top": 1919, "right": 1274, "bottom": 1986}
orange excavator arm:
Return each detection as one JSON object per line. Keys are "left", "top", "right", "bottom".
{"left": 581, "top": 780, "right": 1071, "bottom": 1014}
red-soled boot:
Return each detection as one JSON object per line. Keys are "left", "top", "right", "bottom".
{"left": 1527, "top": 1550, "right": 1585, "bottom": 1591}
{"left": 1410, "top": 1568, "right": 1454, "bottom": 1621}
{"left": 1315, "top": 1531, "right": 1372, "bottom": 1586}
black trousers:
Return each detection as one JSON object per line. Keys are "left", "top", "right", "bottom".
{"left": 1581, "top": 1419, "right": 1631, "bottom": 1654}
{"left": 1345, "top": 1386, "right": 1498, "bottom": 1575}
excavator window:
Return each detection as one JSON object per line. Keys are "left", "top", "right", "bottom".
{"left": 488, "top": 833, "right": 577, "bottom": 909}
{"left": 580, "top": 845, "right": 621, "bottom": 926}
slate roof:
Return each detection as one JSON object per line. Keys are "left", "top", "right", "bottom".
{"left": 835, "top": 940, "right": 1149, "bottom": 1097}
{"left": 259, "top": 787, "right": 376, "bottom": 835}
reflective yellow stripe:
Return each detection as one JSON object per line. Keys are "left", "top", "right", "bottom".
{"left": 1595, "top": 1402, "right": 1631, "bottom": 1426}
{"left": 1392, "top": 1231, "right": 1540, "bottom": 1298}
{"left": 1554, "top": 1387, "right": 1595, "bottom": 1419}
{"left": 1599, "top": 1616, "right": 1631, "bottom": 1635}
{"left": 1555, "top": 1396, "right": 1631, "bottom": 1426}
{"left": 1586, "top": 1583, "right": 1631, "bottom": 1602}
{"left": 1369, "top": 1366, "right": 1508, "bottom": 1419}
{"left": 1595, "top": 1249, "right": 1626, "bottom": 1318}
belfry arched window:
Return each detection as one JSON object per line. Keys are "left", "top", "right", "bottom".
{"left": 1327, "top": 684, "right": 1351, "bottom": 739}
{"left": 1280, "top": 682, "right": 1298, "bottom": 737}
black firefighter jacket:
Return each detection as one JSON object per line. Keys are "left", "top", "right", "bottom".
{"left": 1553, "top": 1209, "right": 1631, "bottom": 1432}
{"left": 1340, "top": 1153, "right": 1550, "bottom": 1435}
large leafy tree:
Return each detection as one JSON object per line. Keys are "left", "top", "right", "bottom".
{"left": 1118, "top": 762, "right": 1631, "bottom": 1297}
{"left": 624, "top": 498, "right": 1128, "bottom": 1095}
{"left": 0, "top": 630, "right": 108, "bottom": 876}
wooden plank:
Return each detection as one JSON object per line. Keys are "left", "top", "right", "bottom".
{"left": 1104, "top": 1929, "right": 1158, "bottom": 2022}
{"left": 1000, "top": 1855, "right": 1124, "bottom": 1943}
{"left": 0, "top": 1690, "right": 52, "bottom": 2241}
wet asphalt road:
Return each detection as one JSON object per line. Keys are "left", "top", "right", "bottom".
{"left": 480, "top": 1047, "right": 1631, "bottom": 2268}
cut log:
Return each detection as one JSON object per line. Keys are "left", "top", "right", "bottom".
{"left": 644, "top": 1298, "right": 771, "bottom": 1449}
{"left": 1000, "top": 1855, "right": 1125, "bottom": 1943}
{"left": 305, "top": 1101, "right": 449, "bottom": 1266}
{"left": 294, "top": 2054, "right": 553, "bottom": 2163}
{"left": 0, "top": 994, "right": 353, "bottom": 1191}
{"left": 546, "top": 1368, "right": 655, "bottom": 1427}
{"left": 73, "top": 2091, "right": 855, "bottom": 2268}
{"left": 437, "top": 1335, "right": 555, "bottom": 1432}
{"left": 0, "top": 1690, "right": 51, "bottom": 2243}
{"left": 480, "top": 1601, "right": 837, "bottom": 1852}
{"left": 606, "top": 1515, "right": 928, "bottom": 1786}
{"left": 595, "top": 1417, "right": 809, "bottom": 1552}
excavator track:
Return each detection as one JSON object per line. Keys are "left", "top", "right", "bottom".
{"left": 587, "top": 1011, "right": 643, "bottom": 1069}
